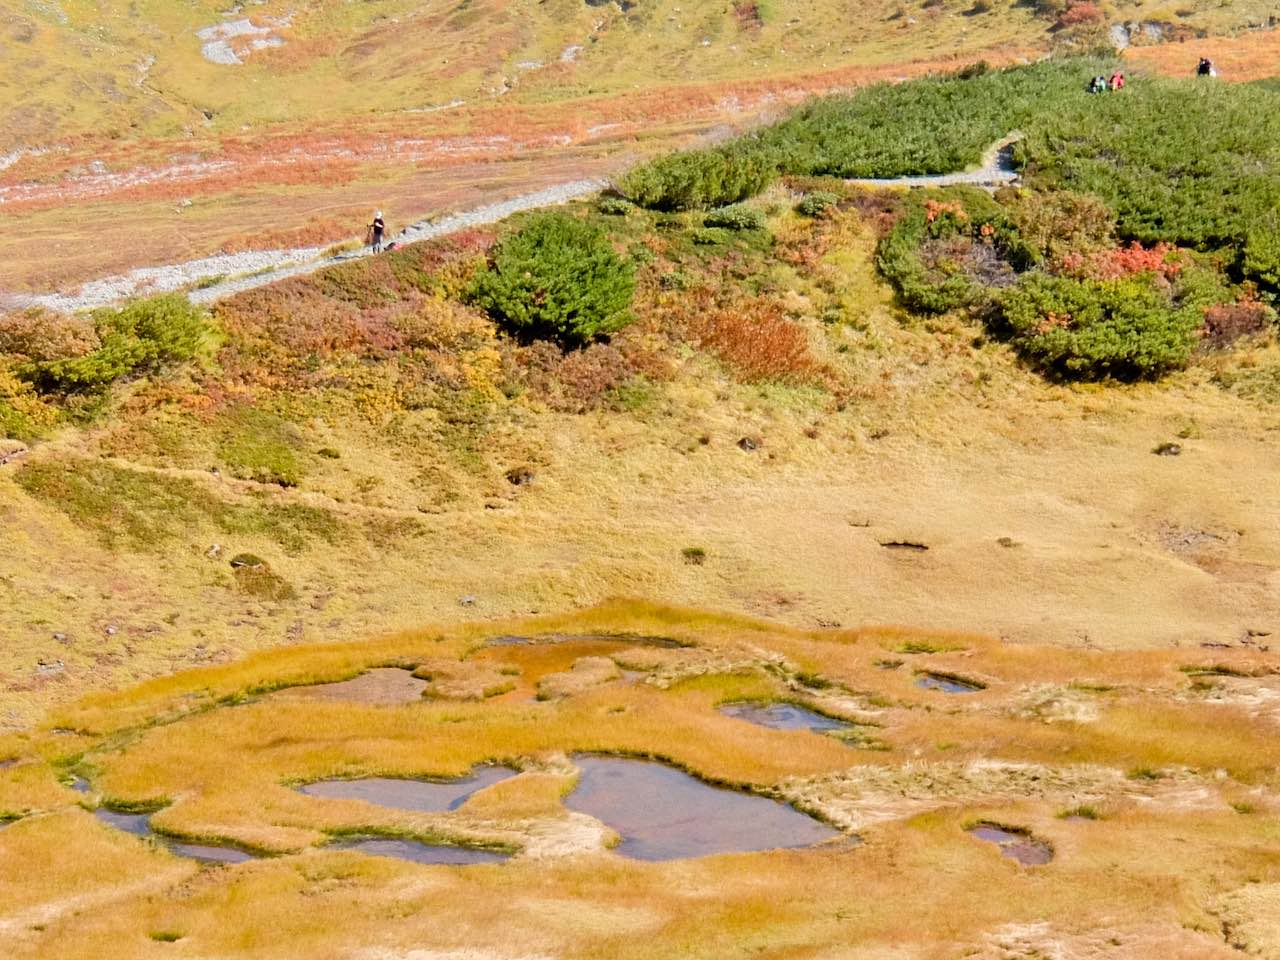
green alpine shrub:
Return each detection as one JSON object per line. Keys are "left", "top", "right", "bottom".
{"left": 470, "top": 212, "right": 636, "bottom": 344}
{"left": 1000, "top": 272, "right": 1203, "bottom": 380}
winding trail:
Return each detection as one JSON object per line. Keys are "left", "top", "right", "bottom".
{"left": 845, "top": 133, "right": 1023, "bottom": 190}
{"left": 0, "top": 179, "right": 606, "bottom": 314}
{"left": 0, "top": 135, "right": 1021, "bottom": 313}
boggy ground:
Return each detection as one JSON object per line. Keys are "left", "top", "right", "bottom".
{"left": 2, "top": 181, "right": 1278, "bottom": 729}
{"left": 0, "top": 602, "right": 1278, "bottom": 957}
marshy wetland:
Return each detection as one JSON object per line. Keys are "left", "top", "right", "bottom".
{"left": 1, "top": 601, "right": 1278, "bottom": 957}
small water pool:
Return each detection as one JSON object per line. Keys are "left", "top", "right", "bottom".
{"left": 916, "top": 673, "right": 984, "bottom": 694}
{"left": 565, "top": 755, "right": 838, "bottom": 861}
{"left": 330, "top": 838, "right": 510, "bottom": 865}
{"left": 297, "top": 765, "right": 516, "bottom": 811}
{"left": 719, "top": 702, "right": 849, "bottom": 733}
{"left": 967, "top": 824, "right": 1052, "bottom": 866}
{"left": 275, "top": 668, "right": 428, "bottom": 705}
{"left": 92, "top": 808, "right": 256, "bottom": 864}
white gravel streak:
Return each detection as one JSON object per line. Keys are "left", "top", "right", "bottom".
{"left": 191, "top": 179, "right": 606, "bottom": 304}
{"left": 0, "top": 179, "right": 605, "bottom": 313}
{"left": 846, "top": 132, "right": 1023, "bottom": 189}
{"left": 197, "top": 17, "right": 290, "bottom": 66}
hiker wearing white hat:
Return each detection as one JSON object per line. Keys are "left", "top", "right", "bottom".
{"left": 369, "top": 210, "right": 386, "bottom": 253}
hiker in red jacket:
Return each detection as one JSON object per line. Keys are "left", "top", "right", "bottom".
{"left": 1109, "top": 71, "right": 1125, "bottom": 91}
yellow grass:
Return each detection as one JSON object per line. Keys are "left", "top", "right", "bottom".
{"left": 3, "top": 604, "right": 1279, "bottom": 955}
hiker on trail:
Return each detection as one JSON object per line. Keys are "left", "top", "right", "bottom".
{"left": 369, "top": 210, "right": 386, "bottom": 253}
{"left": 1109, "top": 71, "right": 1125, "bottom": 91}
{"left": 1197, "top": 58, "right": 1217, "bottom": 78}
{"left": 1088, "top": 75, "right": 1107, "bottom": 94}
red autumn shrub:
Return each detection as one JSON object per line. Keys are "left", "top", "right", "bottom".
{"left": 1201, "top": 297, "right": 1277, "bottom": 350}
{"left": 1057, "top": 1, "right": 1103, "bottom": 27}
{"left": 692, "top": 297, "right": 833, "bottom": 387}
{"left": 1059, "top": 242, "right": 1185, "bottom": 282}
{"left": 0, "top": 309, "right": 100, "bottom": 362}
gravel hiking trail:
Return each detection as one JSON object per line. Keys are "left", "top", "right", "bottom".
{"left": 0, "top": 179, "right": 606, "bottom": 314}
{"left": 0, "top": 135, "right": 1020, "bottom": 314}
{"left": 845, "top": 133, "right": 1023, "bottom": 189}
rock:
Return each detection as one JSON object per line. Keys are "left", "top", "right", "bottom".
{"left": 997, "top": 537, "right": 1020, "bottom": 548}
{"left": 459, "top": 595, "right": 477, "bottom": 607}
{"left": 104, "top": 625, "right": 118, "bottom": 636}
{"left": 229, "top": 553, "right": 266, "bottom": 569}
{"left": 879, "top": 540, "right": 929, "bottom": 552}
{"left": 1152, "top": 442, "right": 1182, "bottom": 457}
{"left": 737, "top": 436, "right": 760, "bottom": 452}
{"left": 206, "top": 544, "right": 223, "bottom": 559}
{"left": 51, "top": 632, "right": 66, "bottom": 643}
{"left": 506, "top": 466, "right": 535, "bottom": 486}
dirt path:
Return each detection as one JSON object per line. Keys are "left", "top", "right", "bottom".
{"left": 0, "top": 179, "right": 607, "bottom": 314}
{"left": 0, "top": 133, "right": 1021, "bottom": 314}
{"left": 845, "top": 133, "right": 1022, "bottom": 189}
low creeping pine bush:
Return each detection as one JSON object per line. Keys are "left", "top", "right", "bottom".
{"left": 999, "top": 271, "right": 1212, "bottom": 380}
{"left": 469, "top": 212, "right": 637, "bottom": 345}
{"left": 703, "top": 205, "right": 767, "bottom": 231}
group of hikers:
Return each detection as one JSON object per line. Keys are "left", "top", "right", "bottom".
{"left": 1088, "top": 58, "right": 1219, "bottom": 96}
{"left": 1088, "top": 71, "right": 1126, "bottom": 94}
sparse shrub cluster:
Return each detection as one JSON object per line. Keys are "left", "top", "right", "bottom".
{"left": 877, "top": 188, "right": 1027, "bottom": 315}
{"left": 796, "top": 191, "right": 840, "bottom": 217}
{"left": 4, "top": 295, "right": 208, "bottom": 395}
{"left": 0, "top": 294, "right": 211, "bottom": 439}
{"left": 470, "top": 212, "right": 637, "bottom": 344}
{"left": 703, "top": 205, "right": 767, "bottom": 232}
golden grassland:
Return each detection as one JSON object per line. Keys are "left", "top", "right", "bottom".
{"left": 3, "top": 0, "right": 1277, "bottom": 293}
{"left": 0, "top": 602, "right": 1278, "bottom": 956}
{"left": 1, "top": 188, "right": 1277, "bottom": 730}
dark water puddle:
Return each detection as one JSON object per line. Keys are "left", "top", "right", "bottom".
{"left": 565, "top": 755, "right": 838, "bottom": 861}
{"left": 330, "top": 837, "right": 511, "bottom": 865}
{"left": 720, "top": 702, "right": 849, "bottom": 734}
{"left": 92, "top": 808, "right": 256, "bottom": 864}
{"left": 275, "top": 668, "right": 427, "bottom": 705}
{"left": 69, "top": 776, "right": 91, "bottom": 793}
{"left": 298, "top": 765, "right": 517, "bottom": 812}
{"left": 968, "top": 824, "right": 1053, "bottom": 866}
{"left": 485, "top": 633, "right": 686, "bottom": 649}
{"left": 916, "top": 672, "right": 984, "bottom": 694}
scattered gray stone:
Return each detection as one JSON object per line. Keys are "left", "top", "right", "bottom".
{"left": 737, "top": 437, "right": 760, "bottom": 452}
{"left": 506, "top": 466, "right": 535, "bottom": 486}
{"left": 1153, "top": 442, "right": 1182, "bottom": 457}
{"left": 459, "top": 595, "right": 477, "bottom": 607}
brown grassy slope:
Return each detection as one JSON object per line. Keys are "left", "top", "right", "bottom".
{"left": 1, "top": 195, "right": 1277, "bottom": 730}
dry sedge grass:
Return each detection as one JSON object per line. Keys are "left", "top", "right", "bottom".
{"left": 1, "top": 605, "right": 1278, "bottom": 956}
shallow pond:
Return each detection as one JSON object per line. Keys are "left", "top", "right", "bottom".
{"left": 298, "top": 765, "right": 516, "bottom": 812}
{"left": 274, "top": 668, "right": 427, "bottom": 705}
{"left": 968, "top": 824, "right": 1053, "bottom": 866}
{"left": 916, "top": 673, "right": 984, "bottom": 694}
{"left": 720, "top": 702, "right": 849, "bottom": 734}
{"left": 330, "top": 838, "right": 510, "bottom": 865}
{"left": 92, "top": 808, "right": 256, "bottom": 864}
{"left": 485, "top": 633, "right": 684, "bottom": 649}
{"left": 565, "top": 756, "right": 838, "bottom": 861}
